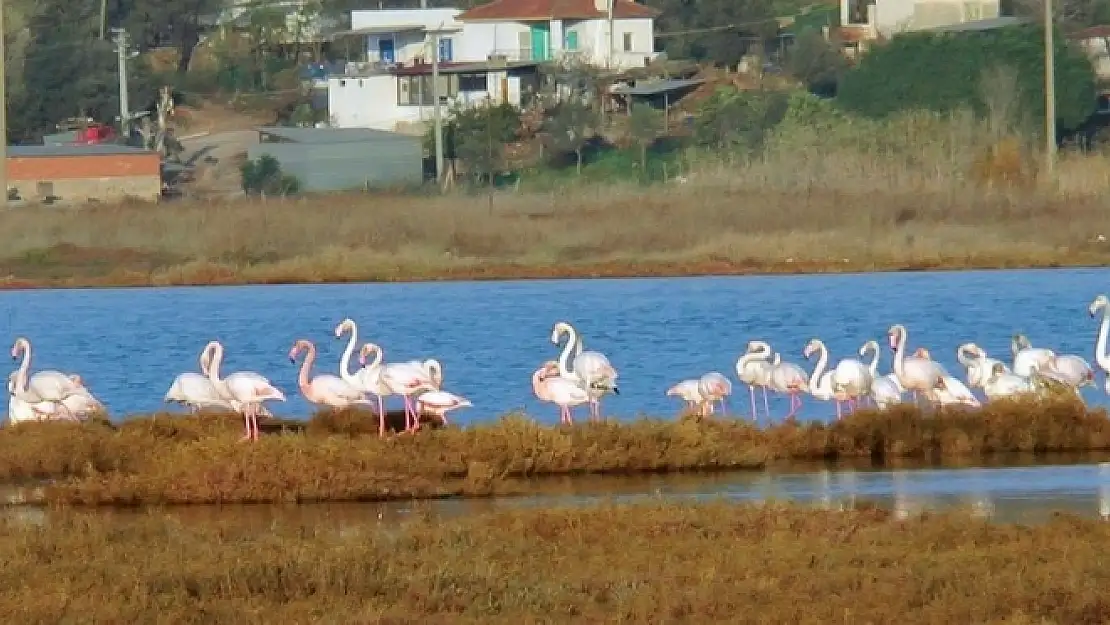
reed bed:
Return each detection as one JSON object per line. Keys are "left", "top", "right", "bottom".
{"left": 0, "top": 398, "right": 1106, "bottom": 505}
{"left": 2, "top": 137, "right": 1110, "bottom": 287}
{"left": 3, "top": 501, "right": 1110, "bottom": 622}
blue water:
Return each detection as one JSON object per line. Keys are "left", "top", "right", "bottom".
{"left": 4, "top": 267, "right": 1110, "bottom": 422}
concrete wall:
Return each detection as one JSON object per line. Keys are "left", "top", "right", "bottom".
{"left": 248, "top": 138, "right": 423, "bottom": 191}
{"left": 459, "top": 17, "right": 656, "bottom": 67}
{"left": 328, "top": 72, "right": 524, "bottom": 131}
{"left": 840, "top": 0, "right": 1001, "bottom": 37}
{"left": 6, "top": 154, "right": 161, "bottom": 203}
{"left": 351, "top": 9, "right": 463, "bottom": 64}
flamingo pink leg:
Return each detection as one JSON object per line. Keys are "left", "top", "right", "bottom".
{"left": 748, "top": 386, "right": 758, "bottom": 421}
{"left": 762, "top": 388, "right": 771, "bottom": 420}
{"left": 835, "top": 401, "right": 842, "bottom": 421}
{"left": 377, "top": 395, "right": 386, "bottom": 437}
{"left": 240, "top": 408, "right": 252, "bottom": 442}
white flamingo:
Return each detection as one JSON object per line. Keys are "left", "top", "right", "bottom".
{"left": 767, "top": 350, "right": 809, "bottom": 420}
{"left": 414, "top": 390, "right": 471, "bottom": 426}
{"left": 697, "top": 371, "right": 732, "bottom": 415}
{"left": 803, "top": 339, "right": 851, "bottom": 420}
{"left": 982, "top": 361, "right": 1034, "bottom": 400}
{"left": 533, "top": 360, "right": 590, "bottom": 425}
{"left": 887, "top": 325, "right": 948, "bottom": 404}
{"left": 910, "top": 348, "right": 980, "bottom": 407}
{"left": 164, "top": 343, "right": 235, "bottom": 413}
{"left": 1011, "top": 334, "right": 1056, "bottom": 379}
{"left": 1091, "top": 294, "right": 1110, "bottom": 391}
{"left": 380, "top": 358, "right": 442, "bottom": 433}
{"left": 551, "top": 321, "right": 619, "bottom": 422}
{"left": 204, "top": 340, "right": 286, "bottom": 441}
{"left": 736, "top": 341, "right": 774, "bottom": 421}
{"left": 666, "top": 379, "right": 708, "bottom": 415}
{"left": 355, "top": 343, "right": 395, "bottom": 435}
{"left": 956, "top": 343, "right": 1007, "bottom": 389}
{"left": 9, "top": 337, "right": 85, "bottom": 419}
{"left": 289, "top": 339, "right": 374, "bottom": 411}
{"left": 859, "top": 340, "right": 903, "bottom": 409}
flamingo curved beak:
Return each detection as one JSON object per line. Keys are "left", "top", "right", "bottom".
{"left": 612, "top": 386, "right": 620, "bottom": 395}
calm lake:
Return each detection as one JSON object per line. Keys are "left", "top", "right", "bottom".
{"left": 4, "top": 267, "right": 1110, "bottom": 422}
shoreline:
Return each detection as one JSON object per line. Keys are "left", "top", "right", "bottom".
{"left": 3, "top": 402, "right": 1109, "bottom": 506}
{"left": 0, "top": 253, "right": 1104, "bottom": 291}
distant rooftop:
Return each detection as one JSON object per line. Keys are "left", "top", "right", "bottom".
{"left": 610, "top": 77, "right": 704, "bottom": 96}
{"left": 257, "top": 126, "right": 417, "bottom": 144}
{"left": 8, "top": 144, "right": 156, "bottom": 157}
{"left": 922, "top": 16, "right": 1030, "bottom": 33}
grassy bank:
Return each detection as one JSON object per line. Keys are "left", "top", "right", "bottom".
{"left": 4, "top": 502, "right": 1109, "bottom": 622}
{"left": 1, "top": 399, "right": 1107, "bottom": 505}
{"left": 5, "top": 101, "right": 1110, "bottom": 287}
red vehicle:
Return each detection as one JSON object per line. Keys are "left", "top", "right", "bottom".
{"left": 71, "top": 123, "right": 117, "bottom": 145}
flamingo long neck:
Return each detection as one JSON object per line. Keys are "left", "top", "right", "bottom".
{"left": 297, "top": 343, "right": 316, "bottom": 393}
{"left": 13, "top": 342, "right": 30, "bottom": 396}
{"left": 362, "top": 344, "right": 383, "bottom": 370}
{"left": 532, "top": 369, "right": 549, "bottom": 400}
{"left": 864, "top": 344, "right": 880, "bottom": 378}
{"left": 424, "top": 360, "right": 443, "bottom": 386}
{"left": 556, "top": 326, "right": 579, "bottom": 378}
{"left": 891, "top": 328, "right": 908, "bottom": 383}
{"left": 338, "top": 323, "right": 358, "bottom": 383}
{"left": 206, "top": 343, "right": 225, "bottom": 387}
{"left": 1095, "top": 306, "right": 1110, "bottom": 372}
{"left": 808, "top": 344, "right": 828, "bottom": 394}
{"left": 957, "top": 346, "right": 975, "bottom": 368}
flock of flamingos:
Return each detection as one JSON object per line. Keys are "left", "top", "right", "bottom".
{"left": 8, "top": 294, "right": 1110, "bottom": 439}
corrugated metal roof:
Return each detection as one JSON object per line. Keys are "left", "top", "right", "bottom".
{"left": 8, "top": 144, "right": 157, "bottom": 157}
{"left": 610, "top": 78, "right": 704, "bottom": 96}
{"left": 257, "top": 126, "right": 420, "bottom": 144}
{"left": 922, "top": 16, "right": 1030, "bottom": 33}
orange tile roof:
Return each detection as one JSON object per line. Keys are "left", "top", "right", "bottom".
{"left": 459, "top": 0, "right": 660, "bottom": 21}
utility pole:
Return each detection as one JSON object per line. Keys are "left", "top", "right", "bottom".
{"left": 112, "top": 28, "right": 131, "bottom": 139}
{"left": 1044, "top": 0, "right": 1057, "bottom": 179}
{"left": 606, "top": 0, "right": 615, "bottom": 70}
{"left": 99, "top": 0, "right": 108, "bottom": 40}
{"left": 0, "top": 0, "right": 7, "bottom": 206}
{"left": 431, "top": 31, "right": 444, "bottom": 186}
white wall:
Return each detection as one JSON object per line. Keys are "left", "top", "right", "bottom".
{"left": 1079, "top": 37, "right": 1110, "bottom": 80}
{"left": 458, "top": 17, "right": 655, "bottom": 66}
{"left": 351, "top": 8, "right": 461, "bottom": 30}
{"left": 460, "top": 22, "right": 531, "bottom": 60}
{"left": 350, "top": 9, "right": 464, "bottom": 64}
{"left": 568, "top": 17, "right": 656, "bottom": 68}
{"left": 328, "top": 73, "right": 524, "bottom": 131}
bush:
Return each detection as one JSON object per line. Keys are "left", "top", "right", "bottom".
{"left": 240, "top": 154, "right": 300, "bottom": 196}
{"left": 837, "top": 24, "right": 1096, "bottom": 133}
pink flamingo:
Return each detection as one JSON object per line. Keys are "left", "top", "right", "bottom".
{"left": 768, "top": 352, "right": 809, "bottom": 420}
{"left": 204, "top": 340, "right": 286, "bottom": 441}
{"left": 414, "top": 390, "right": 472, "bottom": 426}
{"left": 736, "top": 341, "right": 774, "bottom": 421}
{"left": 380, "top": 359, "right": 442, "bottom": 432}
{"left": 697, "top": 372, "right": 732, "bottom": 415}
{"left": 666, "top": 379, "right": 708, "bottom": 415}
{"left": 533, "top": 360, "right": 590, "bottom": 425}
{"left": 289, "top": 339, "right": 374, "bottom": 411}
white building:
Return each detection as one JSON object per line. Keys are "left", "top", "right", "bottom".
{"left": 838, "top": 0, "right": 1007, "bottom": 44}
{"left": 326, "top": 1, "right": 659, "bottom": 132}
{"left": 456, "top": 0, "right": 660, "bottom": 69}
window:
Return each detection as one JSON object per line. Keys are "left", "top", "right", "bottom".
{"left": 438, "top": 38, "right": 454, "bottom": 62}
{"left": 623, "top": 32, "right": 633, "bottom": 52}
{"left": 397, "top": 74, "right": 459, "bottom": 106}
{"left": 565, "top": 30, "right": 579, "bottom": 51}
{"left": 517, "top": 32, "right": 531, "bottom": 60}
{"left": 458, "top": 73, "right": 488, "bottom": 92}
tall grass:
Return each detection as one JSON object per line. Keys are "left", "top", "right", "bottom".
{"left": 2, "top": 95, "right": 1109, "bottom": 286}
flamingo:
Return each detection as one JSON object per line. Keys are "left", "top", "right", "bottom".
{"left": 860, "top": 340, "right": 904, "bottom": 409}
{"left": 354, "top": 343, "right": 396, "bottom": 435}
{"left": 767, "top": 350, "right": 809, "bottom": 420}
{"left": 204, "top": 340, "right": 286, "bottom": 441}
{"left": 736, "top": 341, "right": 774, "bottom": 421}
{"left": 803, "top": 339, "right": 851, "bottom": 420}
{"left": 697, "top": 371, "right": 732, "bottom": 415}
{"left": 1091, "top": 294, "right": 1110, "bottom": 391}
{"left": 912, "top": 347, "right": 980, "bottom": 407}
{"left": 982, "top": 361, "right": 1034, "bottom": 400}
{"left": 532, "top": 360, "right": 590, "bottom": 425}
{"left": 887, "top": 325, "right": 948, "bottom": 404}
{"left": 666, "top": 379, "right": 708, "bottom": 415}
{"left": 164, "top": 343, "right": 235, "bottom": 413}
{"left": 828, "top": 343, "right": 873, "bottom": 412}
{"left": 414, "top": 390, "right": 471, "bottom": 426}
{"left": 9, "top": 337, "right": 85, "bottom": 419}
{"left": 380, "top": 358, "right": 442, "bottom": 433}
{"left": 551, "top": 321, "right": 619, "bottom": 422}
{"left": 289, "top": 339, "right": 374, "bottom": 411}
{"left": 956, "top": 343, "right": 1007, "bottom": 389}
{"left": 7, "top": 370, "right": 103, "bottom": 422}
{"left": 1011, "top": 334, "right": 1056, "bottom": 378}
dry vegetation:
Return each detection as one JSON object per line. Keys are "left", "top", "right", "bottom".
{"left": 5, "top": 501, "right": 1110, "bottom": 622}
{"left": 2, "top": 398, "right": 1108, "bottom": 505}
{"left": 4, "top": 106, "right": 1110, "bottom": 286}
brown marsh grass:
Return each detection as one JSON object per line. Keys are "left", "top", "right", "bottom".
{"left": 3, "top": 135, "right": 1110, "bottom": 287}
{"left": 1, "top": 398, "right": 1108, "bottom": 505}
{"left": 4, "top": 501, "right": 1110, "bottom": 622}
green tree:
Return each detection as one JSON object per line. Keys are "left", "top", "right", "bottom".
{"left": 693, "top": 86, "right": 789, "bottom": 152}
{"left": 837, "top": 24, "right": 1096, "bottom": 132}
{"left": 627, "top": 103, "right": 664, "bottom": 169}
{"left": 647, "top": 0, "right": 779, "bottom": 66}
{"left": 785, "top": 29, "right": 846, "bottom": 95}
{"left": 545, "top": 99, "right": 599, "bottom": 174}
{"left": 240, "top": 155, "right": 300, "bottom": 196}
{"left": 430, "top": 102, "right": 521, "bottom": 182}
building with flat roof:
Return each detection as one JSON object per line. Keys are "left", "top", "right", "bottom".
{"left": 6, "top": 144, "right": 162, "bottom": 204}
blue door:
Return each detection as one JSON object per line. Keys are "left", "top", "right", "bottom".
{"left": 438, "top": 38, "right": 453, "bottom": 62}
{"left": 378, "top": 38, "right": 395, "bottom": 64}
